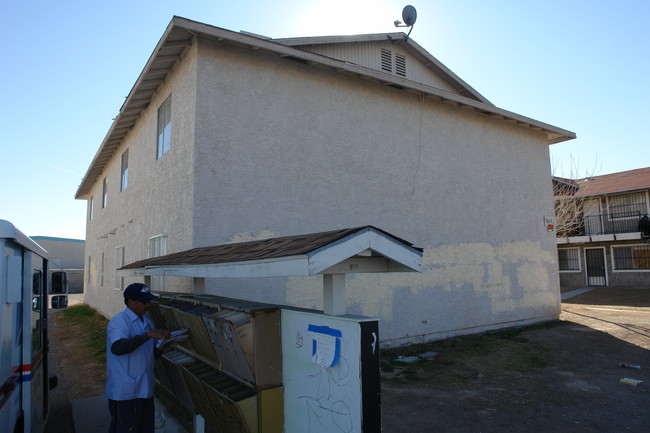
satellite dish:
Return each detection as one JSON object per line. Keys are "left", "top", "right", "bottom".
{"left": 402, "top": 5, "right": 417, "bottom": 27}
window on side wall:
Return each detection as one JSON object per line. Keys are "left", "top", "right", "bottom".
{"left": 156, "top": 96, "right": 172, "bottom": 159}
{"left": 102, "top": 177, "right": 108, "bottom": 208}
{"left": 121, "top": 149, "right": 129, "bottom": 191}
{"left": 89, "top": 196, "right": 94, "bottom": 221}
{"left": 115, "top": 246, "right": 125, "bottom": 289}
{"left": 558, "top": 248, "right": 580, "bottom": 271}
{"left": 98, "top": 251, "right": 104, "bottom": 286}
{"left": 612, "top": 245, "right": 650, "bottom": 270}
{"left": 148, "top": 235, "right": 168, "bottom": 291}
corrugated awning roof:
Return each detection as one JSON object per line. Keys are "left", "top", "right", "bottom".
{"left": 118, "top": 226, "right": 423, "bottom": 278}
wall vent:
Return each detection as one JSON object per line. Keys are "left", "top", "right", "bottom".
{"left": 395, "top": 53, "right": 406, "bottom": 77}
{"left": 379, "top": 48, "right": 407, "bottom": 77}
{"left": 381, "top": 48, "right": 392, "bottom": 72}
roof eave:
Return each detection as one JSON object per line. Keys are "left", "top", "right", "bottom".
{"left": 75, "top": 16, "right": 576, "bottom": 199}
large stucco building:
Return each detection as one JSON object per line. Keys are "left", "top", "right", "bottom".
{"left": 76, "top": 17, "right": 575, "bottom": 346}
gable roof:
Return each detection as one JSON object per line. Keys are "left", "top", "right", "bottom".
{"left": 75, "top": 16, "right": 576, "bottom": 199}
{"left": 119, "top": 226, "right": 423, "bottom": 278}
{"left": 573, "top": 166, "right": 650, "bottom": 197}
{"left": 272, "top": 33, "right": 491, "bottom": 104}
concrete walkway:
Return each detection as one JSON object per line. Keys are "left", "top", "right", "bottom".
{"left": 561, "top": 287, "right": 593, "bottom": 300}
{"left": 71, "top": 396, "right": 188, "bottom": 433}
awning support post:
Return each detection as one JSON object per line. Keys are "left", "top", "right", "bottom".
{"left": 193, "top": 277, "right": 205, "bottom": 294}
{"left": 323, "top": 273, "right": 346, "bottom": 316}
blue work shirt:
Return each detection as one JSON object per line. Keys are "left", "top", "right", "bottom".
{"left": 105, "top": 307, "right": 156, "bottom": 401}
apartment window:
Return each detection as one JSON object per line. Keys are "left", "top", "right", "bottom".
{"left": 115, "top": 246, "right": 125, "bottom": 289}
{"left": 607, "top": 192, "right": 647, "bottom": 219}
{"left": 157, "top": 96, "right": 172, "bottom": 159}
{"left": 558, "top": 248, "right": 580, "bottom": 271}
{"left": 121, "top": 150, "right": 129, "bottom": 191}
{"left": 89, "top": 196, "right": 94, "bottom": 221}
{"left": 148, "top": 235, "right": 168, "bottom": 291}
{"left": 87, "top": 256, "right": 92, "bottom": 284}
{"left": 102, "top": 177, "right": 108, "bottom": 208}
{"left": 612, "top": 245, "right": 650, "bottom": 270}
{"left": 98, "top": 251, "right": 104, "bottom": 286}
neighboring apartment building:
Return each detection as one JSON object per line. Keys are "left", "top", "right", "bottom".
{"left": 555, "top": 167, "right": 650, "bottom": 288}
{"left": 30, "top": 236, "right": 85, "bottom": 293}
{"left": 75, "top": 17, "right": 575, "bottom": 345}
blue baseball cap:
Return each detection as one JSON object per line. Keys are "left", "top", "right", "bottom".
{"left": 123, "top": 283, "right": 157, "bottom": 303}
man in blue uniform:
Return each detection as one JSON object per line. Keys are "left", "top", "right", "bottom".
{"left": 105, "top": 283, "right": 170, "bottom": 433}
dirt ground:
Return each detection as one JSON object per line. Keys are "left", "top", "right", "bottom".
{"left": 381, "top": 288, "right": 649, "bottom": 433}
{"left": 44, "top": 288, "right": 649, "bottom": 433}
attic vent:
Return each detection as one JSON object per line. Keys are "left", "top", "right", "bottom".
{"left": 379, "top": 48, "right": 407, "bottom": 77}
{"left": 381, "top": 48, "right": 392, "bottom": 72}
{"left": 395, "top": 53, "right": 406, "bottom": 76}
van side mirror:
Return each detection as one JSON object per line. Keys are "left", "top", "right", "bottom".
{"left": 51, "top": 295, "right": 68, "bottom": 310}
{"left": 51, "top": 272, "right": 67, "bottom": 294}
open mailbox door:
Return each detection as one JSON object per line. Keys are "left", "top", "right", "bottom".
{"left": 148, "top": 294, "right": 283, "bottom": 433}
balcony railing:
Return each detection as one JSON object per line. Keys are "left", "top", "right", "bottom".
{"left": 559, "top": 211, "right": 645, "bottom": 237}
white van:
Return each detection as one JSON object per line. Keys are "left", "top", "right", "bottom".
{"left": 0, "top": 220, "right": 67, "bottom": 433}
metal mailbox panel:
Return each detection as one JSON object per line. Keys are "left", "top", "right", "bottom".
{"left": 203, "top": 309, "right": 282, "bottom": 388}
{"left": 158, "top": 351, "right": 195, "bottom": 410}
{"left": 179, "top": 362, "right": 220, "bottom": 427}
{"left": 166, "top": 304, "right": 222, "bottom": 367}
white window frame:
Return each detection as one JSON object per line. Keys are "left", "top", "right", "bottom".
{"left": 86, "top": 255, "right": 92, "bottom": 284}
{"left": 98, "top": 251, "right": 104, "bottom": 287}
{"left": 120, "top": 149, "right": 129, "bottom": 191}
{"left": 148, "top": 234, "right": 168, "bottom": 291}
{"left": 115, "top": 246, "right": 125, "bottom": 289}
{"left": 606, "top": 192, "right": 648, "bottom": 220}
{"left": 102, "top": 177, "right": 108, "bottom": 208}
{"left": 611, "top": 244, "right": 650, "bottom": 272}
{"left": 89, "top": 196, "right": 94, "bottom": 221}
{"left": 156, "top": 96, "right": 172, "bottom": 159}
{"left": 558, "top": 248, "right": 581, "bottom": 272}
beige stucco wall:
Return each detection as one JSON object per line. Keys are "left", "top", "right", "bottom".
{"left": 81, "top": 37, "right": 560, "bottom": 343}
{"left": 83, "top": 44, "right": 199, "bottom": 318}
{"left": 190, "top": 40, "right": 560, "bottom": 345}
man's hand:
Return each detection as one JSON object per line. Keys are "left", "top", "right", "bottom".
{"left": 147, "top": 329, "right": 171, "bottom": 339}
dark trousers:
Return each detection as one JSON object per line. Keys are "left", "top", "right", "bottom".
{"left": 108, "top": 397, "right": 155, "bottom": 433}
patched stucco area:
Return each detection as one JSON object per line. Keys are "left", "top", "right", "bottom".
{"left": 286, "top": 240, "right": 559, "bottom": 345}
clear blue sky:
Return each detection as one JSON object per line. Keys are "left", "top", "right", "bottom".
{"left": 1, "top": 0, "right": 648, "bottom": 240}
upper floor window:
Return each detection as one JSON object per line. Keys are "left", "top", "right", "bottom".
{"left": 607, "top": 192, "right": 647, "bottom": 220}
{"left": 121, "top": 149, "right": 129, "bottom": 191}
{"left": 102, "top": 177, "right": 108, "bottom": 208}
{"left": 89, "top": 196, "right": 94, "bottom": 220}
{"left": 157, "top": 96, "right": 172, "bottom": 159}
